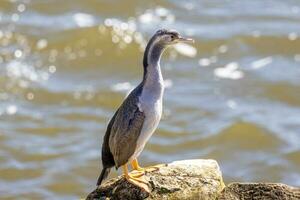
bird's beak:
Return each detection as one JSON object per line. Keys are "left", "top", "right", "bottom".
{"left": 177, "top": 36, "right": 194, "bottom": 43}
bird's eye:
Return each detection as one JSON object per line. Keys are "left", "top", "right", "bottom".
{"left": 171, "top": 35, "right": 175, "bottom": 39}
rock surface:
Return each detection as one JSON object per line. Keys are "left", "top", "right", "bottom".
{"left": 218, "top": 182, "right": 300, "bottom": 200}
{"left": 86, "top": 159, "right": 300, "bottom": 200}
{"left": 86, "top": 159, "right": 225, "bottom": 200}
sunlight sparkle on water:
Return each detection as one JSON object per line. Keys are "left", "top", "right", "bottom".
{"left": 164, "top": 79, "right": 173, "bottom": 88}
{"left": 227, "top": 100, "right": 237, "bottom": 109}
{"left": 49, "top": 65, "right": 56, "bottom": 73}
{"left": 199, "top": 58, "right": 211, "bottom": 67}
{"left": 14, "top": 49, "right": 23, "bottom": 58}
{"left": 252, "top": 30, "right": 261, "bottom": 38}
{"left": 102, "top": 17, "right": 146, "bottom": 50}
{"left": 11, "top": 13, "right": 19, "bottom": 22}
{"left": 73, "top": 13, "right": 95, "bottom": 28}
{"left": 251, "top": 57, "right": 273, "bottom": 69}
{"left": 174, "top": 43, "right": 197, "bottom": 58}
{"left": 218, "top": 45, "right": 228, "bottom": 53}
{"left": 17, "top": 4, "right": 26, "bottom": 12}
{"left": 6, "top": 105, "right": 18, "bottom": 115}
{"left": 139, "top": 7, "right": 175, "bottom": 24}
{"left": 36, "top": 39, "right": 48, "bottom": 50}
{"left": 26, "top": 92, "right": 34, "bottom": 100}
{"left": 214, "top": 62, "right": 244, "bottom": 80}
{"left": 288, "top": 32, "right": 298, "bottom": 41}
{"left": 7, "top": 61, "right": 38, "bottom": 82}
{"left": 111, "top": 82, "right": 134, "bottom": 92}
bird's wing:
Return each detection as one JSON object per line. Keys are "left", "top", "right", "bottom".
{"left": 101, "top": 108, "right": 119, "bottom": 168}
{"left": 109, "top": 87, "right": 145, "bottom": 168}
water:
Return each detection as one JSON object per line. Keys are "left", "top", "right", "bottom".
{"left": 0, "top": 0, "right": 300, "bottom": 199}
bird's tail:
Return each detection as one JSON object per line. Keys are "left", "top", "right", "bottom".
{"left": 96, "top": 167, "right": 111, "bottom": 186}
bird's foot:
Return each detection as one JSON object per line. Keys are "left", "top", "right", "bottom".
{"left": 129, "top": 170, "right": 144, "bottom": 178}
{"left": 134, "top": 163, "right": 166, "bottom": 173}
{"left": 124, "top": 173, "right": 150, "bottom": 193}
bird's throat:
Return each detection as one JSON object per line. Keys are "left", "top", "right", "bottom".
{"left": 143, "top": 43, "right": 165, "bottom": 82}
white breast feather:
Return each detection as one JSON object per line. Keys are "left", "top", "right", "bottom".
{"left": 130, "top": 65, "right": 164, "bottom": 161}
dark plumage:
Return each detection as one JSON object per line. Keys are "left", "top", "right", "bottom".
{"left": 96, "top": 29, "right": 193, "bottom": 187}
{"left": 97, "top": 84, "right": 145, "bottom": 185}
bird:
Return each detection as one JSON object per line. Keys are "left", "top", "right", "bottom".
{"left": 97, "top": 29, "right": 194, "bottom": 191}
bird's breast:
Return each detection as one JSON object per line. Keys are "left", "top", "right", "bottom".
{"left": 138, "top": 81, "right": 163, "bottom": 119}
{"left": 138, "top": 95, "right": 162, "bottom": 127}
{"left": 131, "top": 98, "right": 162, "bottom": 160}
{"left": 130, "top": 85, "right": 163, "bottom": 160}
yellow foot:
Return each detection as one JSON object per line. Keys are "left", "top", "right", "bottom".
{"left": 129, "top": 170, "right": 144, "bottom": 178}
{"left": 131, "top": 159, "right": 166, "bottom": 173}
{"left": 138, "top": 164, "right": 166, "bottom": 173}
{"left": 123, "top": 165, "right": 151, "bottom": 193}
{"left": 125, "top": 173, "right": 150, "bottom": 193}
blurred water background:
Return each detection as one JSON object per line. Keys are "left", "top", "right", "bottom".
{"left": 0, "top": 0, "right": 300, "bottom": 199}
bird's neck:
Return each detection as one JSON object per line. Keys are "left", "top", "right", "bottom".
{"left": 142, "top": 42, "right": 165, "bottom": 81}
{"left": 141, "top": 43, "right": 165, "bottom": 95}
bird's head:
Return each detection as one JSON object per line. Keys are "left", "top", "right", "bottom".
{"left": 143, "top": 29, "right": 194, "bottom": 68}
{"left": 152, "top": 29, "right": 194, "bottom": 46}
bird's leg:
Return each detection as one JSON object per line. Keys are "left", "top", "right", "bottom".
{"left": 122, "top": 164, "right": 150, "bottom": 193}
{"left": 131, "top": 158, "right": 144, "bottom": 171}
{"left": 131, "top": 158, "right": 165, "bottom": 173}
{"left": 129, "top": 159, "right": 145, "bottom": 177}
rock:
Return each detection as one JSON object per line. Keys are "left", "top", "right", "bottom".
{"left": 217, "top": 182, "right": 300, "bottom": 200}
{"left": 86, "top": 159, "right": 300, "bottom": 200}
{"left": 86, "top": 159, "right": 225, "bottom": 200}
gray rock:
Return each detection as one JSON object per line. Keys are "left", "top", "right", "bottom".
{"left": 86, "top": 159, "right": 300, "bottom": 200}
{"left": 217, "top": 182, "right": 300, "bottom": 200}
{"left": 86, "top": 159, "right": 225, "bottom": 200}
